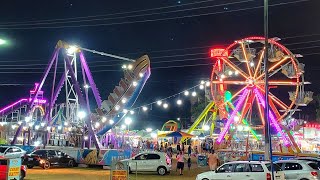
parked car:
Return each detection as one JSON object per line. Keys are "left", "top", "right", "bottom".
{"left": 0, "top": 158, "right": 26, "bottom": 180}
{"left": 121, "top": 152, "right": 171, "bottom": 175}
{"left": 0, "top": 146, "right": 26, "bottom": 159}
{"left": 296, "top": 157, "right": 320, "bottom": 167}
{"left": 275, "top": 159, "right": 320, "bottom": 180}
{"left": 24, "top": 149, "right": 76, "bottom": 169}
{"left": 196, "top": 161, "right": 285, "bottom": 180}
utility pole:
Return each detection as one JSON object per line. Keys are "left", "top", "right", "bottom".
{"left": 264, "top": 0, "right": 274, "bottom": 179}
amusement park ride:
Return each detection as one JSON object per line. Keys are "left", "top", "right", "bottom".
{"left": 186, "top": 36, "right": 313, "bottom": 154}
{"left": 0, "top": 41, "right": 151, "bottom": 150}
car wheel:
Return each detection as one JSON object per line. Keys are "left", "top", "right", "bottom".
{"left": 157, "top": 166, "right": 167, "bottom": 176}
{"left": 20, "top": 170, "right": 25, "bottom": 180}
{"left": 42, "top": 161, "right": 50, "bottom": 169}
{"left": 27, "top": 165, "right": 34, "bottom": 169}
{"left": 202, "top": 178, "right": 209, "bottom": 180}
{"left": 68, "top": 160, "right": 75, "bottom": 167}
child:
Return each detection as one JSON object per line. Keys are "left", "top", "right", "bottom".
{"left": 187, "top": 157, "right": 191, "bottom": 170}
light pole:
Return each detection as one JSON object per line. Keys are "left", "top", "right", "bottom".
{"left": 263, "top": 0, "right": 274, "bottom": 179}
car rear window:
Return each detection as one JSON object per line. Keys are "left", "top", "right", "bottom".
{"left": 266, "top": 163, "right": 282, "bottom": 171}
{"left": 308, "top": 162, "right": 320, "bottom": 170}
{"left": 0, "top": 147, "right": 7, "bottom": 153}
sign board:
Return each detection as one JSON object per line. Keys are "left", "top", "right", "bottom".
{"left": 110, "top": 161, "right": 128, "bottom": 180}
{"left": 7, "top": 158, "right": 21, "bottom": 180}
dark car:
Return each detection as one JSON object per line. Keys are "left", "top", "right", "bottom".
{"left": 24, "top": 149, "right": 76, "bottom": 169}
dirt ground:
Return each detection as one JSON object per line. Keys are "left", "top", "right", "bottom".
{"left": 26, "top": 156, "right": 210, "bottom": 180}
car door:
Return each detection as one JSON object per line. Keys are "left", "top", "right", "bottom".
{"left": 145, "top": 154, "right": 161, "bottom": 171}
{"left": 283, "top": 162, "right": 302, "bottom": 180}
{"left": 231, "top": 163, "right": 251, "bottom": 180}
{"left": 56, "top": 151, "right": 68, "bottom": 165}
{"left": 12, "top": 147, "right": 22, "bottom": 158}
{"left": 248, "top": 163, "right": 266, "bottom": 180}
{"left": 47, "top": 150, "right": 59, "bottom": 165}
{"left": 131, "top": 154, "right": 147, "bottom": 171}
{"left": 215, "top": 163, "right": 234, "bottom": 180}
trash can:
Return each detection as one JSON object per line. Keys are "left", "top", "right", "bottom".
{"left": 197, "top": 154, "right": 208, "bottom": 167}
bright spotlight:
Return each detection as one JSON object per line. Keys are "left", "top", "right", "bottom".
{"left": 205, "top": 81, "right": 210, "bottom": 87}
{"left": 11, "top": 125, "right": 16, "bottom": 130}
{"left": 192, "top": 91, "right": 197, "bottom": 97}
{"left": 125, "top": 117, "right": 132, "bottom": 125}
{"left": 18, "top": 121, "right": 22, "bottom": 125}
{"left": 130, "top": 110, "right": 135, "bottom": 115}
{"left": 139, "top": 73, "right": 144, "bottom": 78}
{"left": 102, "top": 117, "right": 107, "bottom": 123}
{"left": 132, "top": 81, "right": 138, "bottom": 87}
{"left": 127, "top": 64, "right": 133, "bottom": 70}
{"left": 157, "top": 100, "right": 162, "bottom": 106}
{"left": 221, "top": 74, "right": 226, "bottom": 79}
{"left": 203, "top": 125, "right": 210, "bottom": 131}
{"left": 237, "top": 125, "right": 244, "bottom": 131}
{"left": 244, "top": 126, "right": 250, "bottom": 131}
{"left": 163, "top": 103, "right": 169, "bottom": 109}
{"left": 199, "top": 84, "right": 204, "bottom": 90}
{"left": 68, "top": 127, "right": 72, "bottom": 131}
{"left": 228, "top": 70, "right": 233, "bottom": 76}
{"left": 95, "top": 122, "right": 100, "bottom": 128}
{"left": 146, "top": 128, "right": 152, "bottom": 132}
{"left": 250, "top": 62, "right": 254, "bottom": 67}
{"left": 41, "top": 122, "right": 46, "bottom": 127}
{"left": 84, "top": 84, "right": 90, "bottom": 89}
{"left": 46, "top": 126, "right": 51, "bottom": 131}
{"left": 64, "top": 122, "right": 68, "bottom": 126}
{"left": 115, "top": 105, "right": 120, "bottom": 111}
{"left": 176, "top": 99, "right": 182, "bottom": 105}
{"left": 121, "top": 124, "right": 126, "bottom": 130}
{"left": 184, "top": 91, "right": 189, "bottom": 96}
{"left": 123, "top": 109, "right": 128, "bottom": 113}
{"left": 142, "top": 106, "right": 148, "bottom": 111}
{"left": 235, "top": 71, "right": 239, "bottom": 75}
{"left": 234, "top": 116, "right": 240, "bottom": 122}
{"left": 34, "top": 125, "right": 40, "bottom": 130}
{"left": 66, "top": 45, "right": 78, "bottom": 55}
{"left": 29, "top": 122, "right": 34, "bottom": 127}
{"left": 58, "top": 126, "right": 62, "bottom": 130}
{"left": 77, "top": 111, "right": 86, "bottom": 119}
{"left": 0, "top": 39, "right": 6, "bottom": 45}
{"left": 121, "top": 98, "right": 127, "bottom": 104}
{"left": 25, "top": 116, "right": 31, "bottom": 122}
{"left": 109, "top": 119, "right": 114, "bottom": 125}
{"left": 122, "top": 64, "right": 127, "bottom": 69}
{"left": 200, "top": 80, "right": 205, "bottom": 85}
{"left": 84, "top": 136, "right": 89, "bottom": 140}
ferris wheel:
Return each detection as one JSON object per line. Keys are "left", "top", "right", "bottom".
{"left": 210, "top": 36, "right": 313, "bottom": 152}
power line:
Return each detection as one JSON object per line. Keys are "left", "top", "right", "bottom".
{"left": 0, "top": 0, "right": 219, "bottom": 25}
{"left": 0, "top": 0, "right": 254, "bottom": 27}
{"left": 0, "top": 0, "right": 311, "bottom": 30}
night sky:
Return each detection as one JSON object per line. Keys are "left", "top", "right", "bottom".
{"left": 0, "top": 0, "right": 318, "bottom": 130}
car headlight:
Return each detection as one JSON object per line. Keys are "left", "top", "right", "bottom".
{"left": 39, "top": 160, "right": 45, "bottom": 164}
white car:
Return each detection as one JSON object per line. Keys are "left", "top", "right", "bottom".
{"left": 275, "top": 159, "right": 320, "bottom": 180}
{"left": 122, "top": 152, "right": 171, "bottom": 175}
{"left": 0, "top": 146, "right": 26, "bottom": 158}
{"left": 196, "top": 161, "right": 285, "bottom": 180}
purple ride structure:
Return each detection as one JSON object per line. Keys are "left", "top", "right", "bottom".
{"left": 0, "top": 41, "right": 150, "bottom": 150}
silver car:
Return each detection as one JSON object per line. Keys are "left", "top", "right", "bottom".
{"left": 0, "top": 146, "right": 26, "bottom": 158}
{"left": 275, "top": 159, "right": 320, "bottom": 180}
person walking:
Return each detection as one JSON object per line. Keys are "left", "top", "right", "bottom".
{"left": 188, "top": 145, "right": 192, "bottom": 157}
{"left": 208, "top": 150, "right": 218, "bottom": 171}
{"left": 176, "top": 151, "right": 185, "bottom": 175}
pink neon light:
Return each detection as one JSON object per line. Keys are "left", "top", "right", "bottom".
{"left": 0, "top": 99, "right": 28, "bottom": 114}
{"left": 216, "top": 89, "right": 249, "bottom": 144}
{"left": 28, "top": 98, "right": 46, "bottom": 104}
{"left": 253, "top": 88, "right": 290, "bottom": 146}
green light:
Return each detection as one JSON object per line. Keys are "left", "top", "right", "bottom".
{"left": 0, "top": 39, "right": 6, "bottom": 45}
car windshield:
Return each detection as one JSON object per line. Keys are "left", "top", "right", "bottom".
{"left": 266, "top": 163, "right": 282, "bottom": 171}
{"left": 308, "top": 162, "right": 320, "bottom": 170}
{"left": 0, "top": 147, "right": 7, "bottom": 153}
